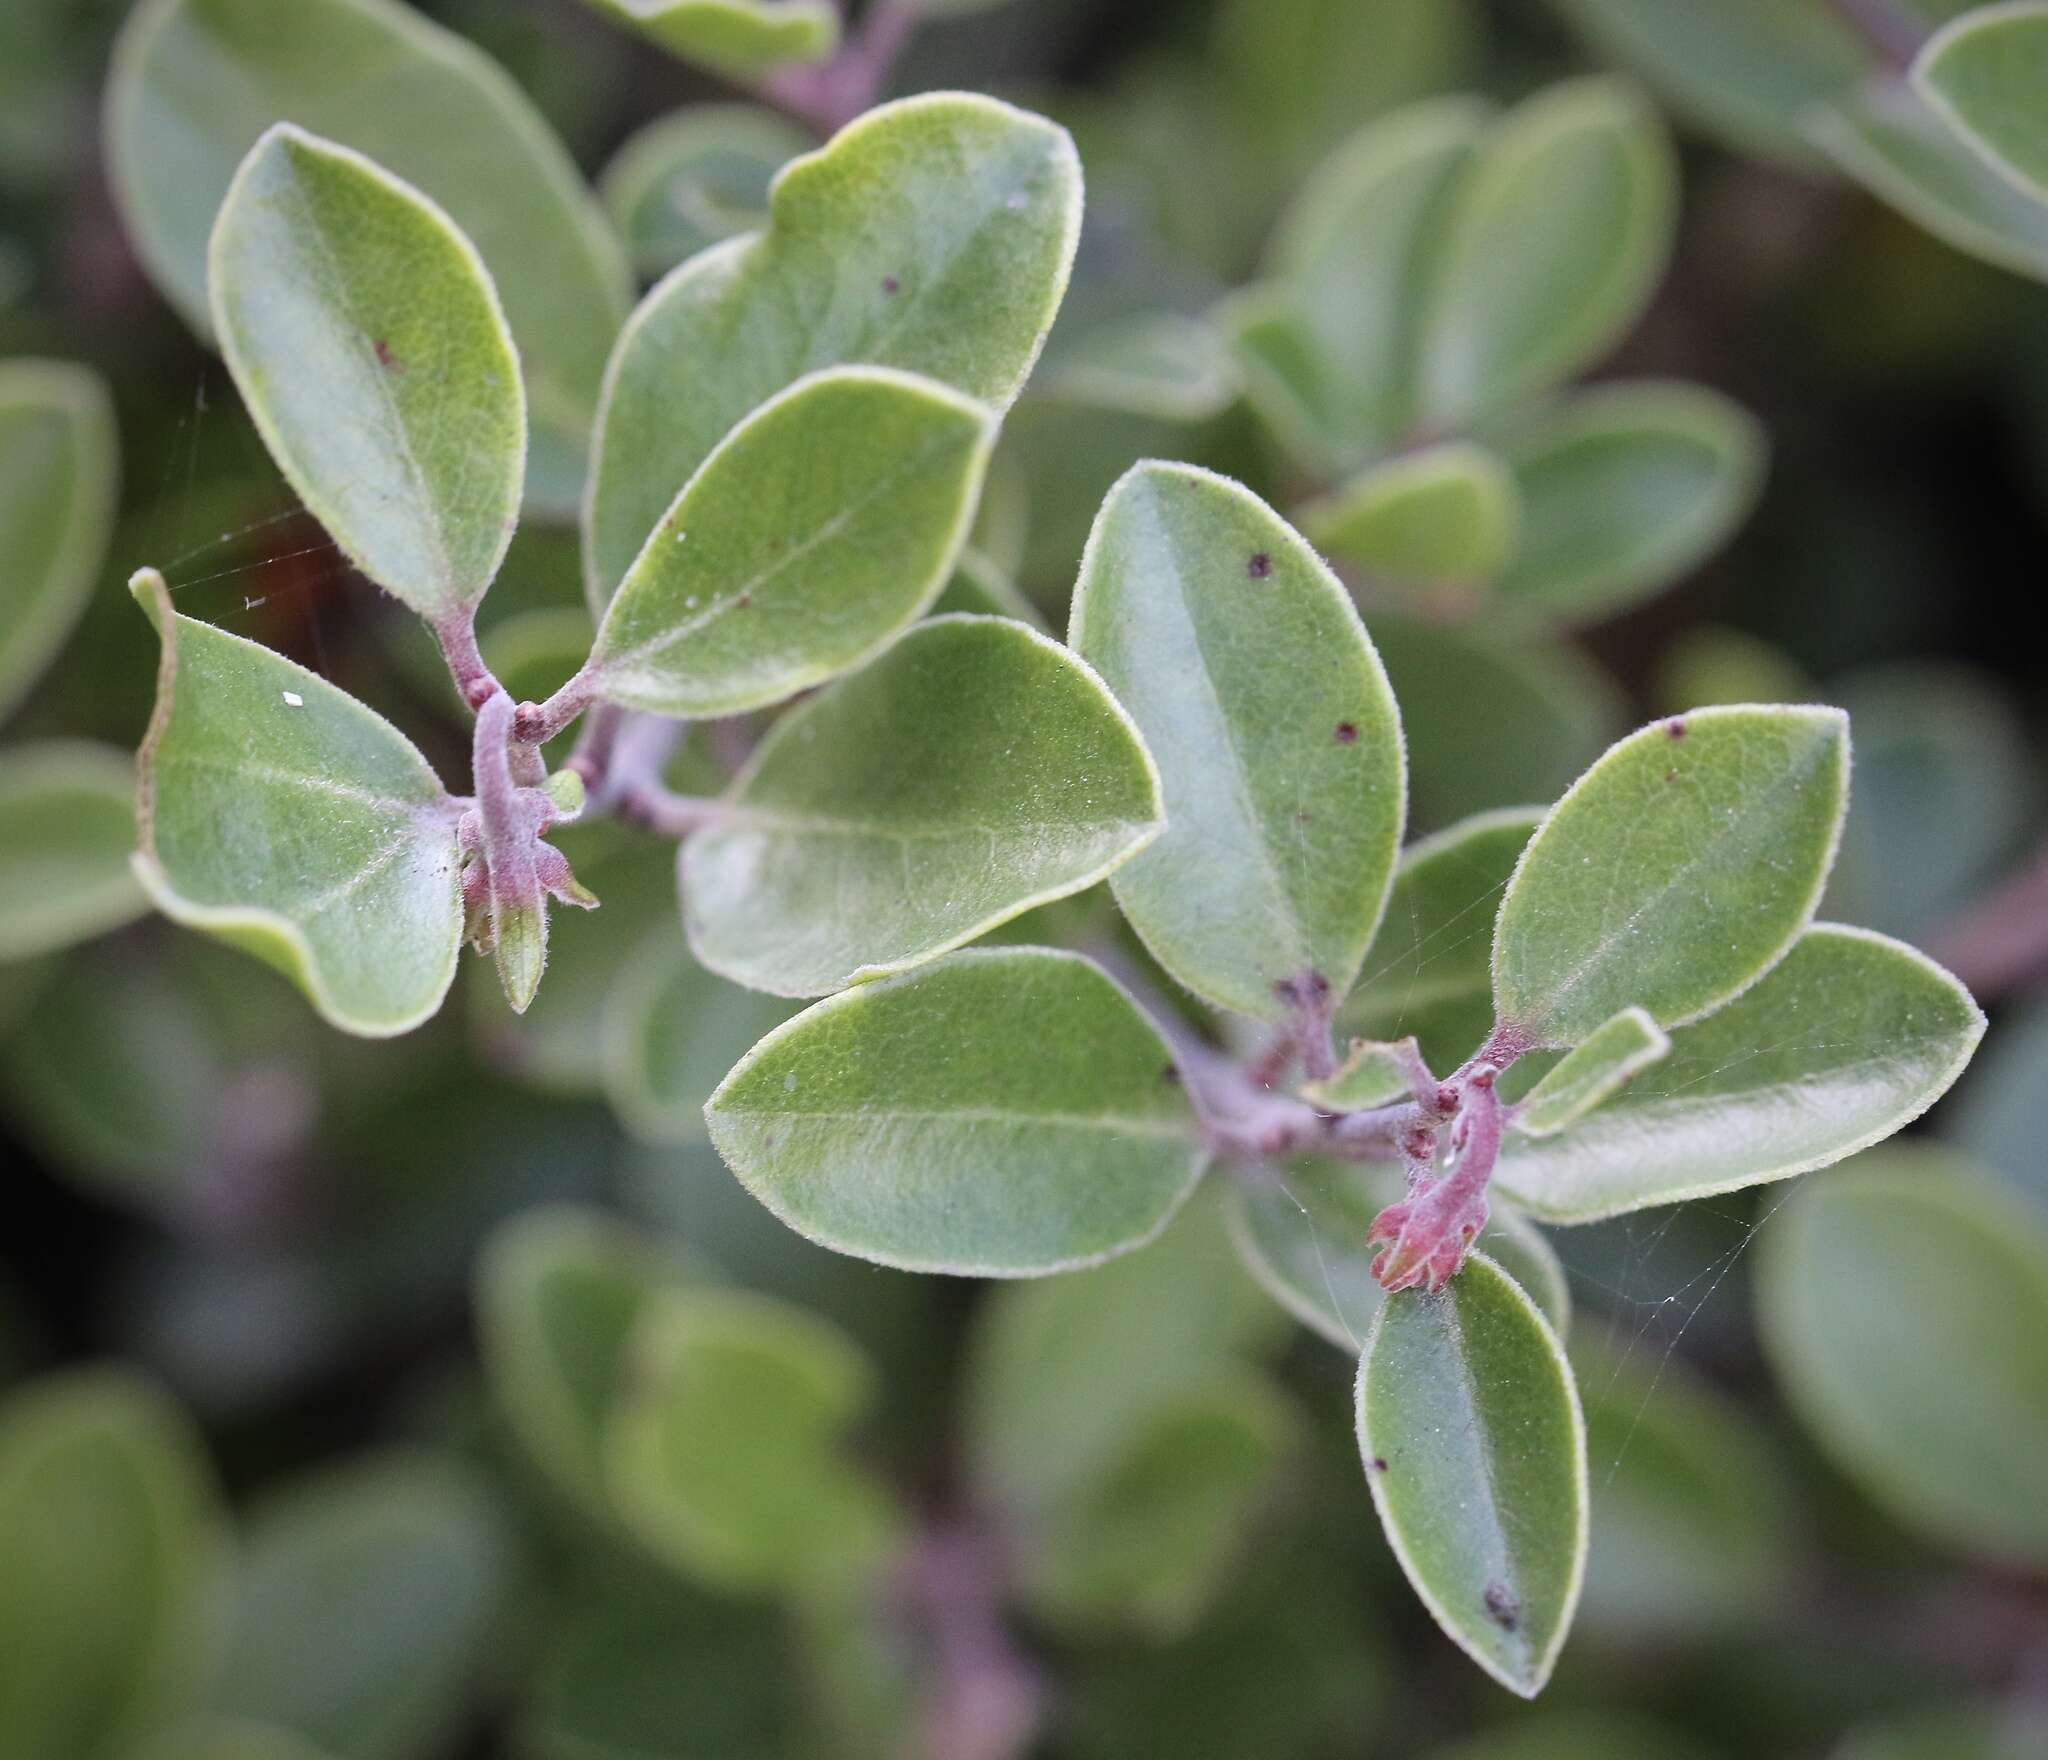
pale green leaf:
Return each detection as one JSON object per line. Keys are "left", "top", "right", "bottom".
{"left": 1655, "top": 625, "right": 1812, "bottom": 713}
{"left": 129, "top": 571, "right": 463, "bottom": 1038}
{"left": 1302, "top": 442, "right": 1518, "bottom": 601}
{"left": 1514, "top": 1006, "right": 1668, "bottom": 1137}
{"left": 588, "top": 367, "right": 993, "bottom": 717}
{"left": 1070, "top": 463, "right": 1405, "bottom": 1022}
{"left": 1758, "top": 1147, "right": 2048, "bottom": 1566}
{"left": 1916, "top": 3, "right": 2048, "bottom": 202}
{"left": 1492, "top": 704, "right": 1850, "bottom": 1046}
{"left": 599, "top": 104, "right": 807, "bottom": 281}
{"left": 1810, "top": 82, "right": 2048, "bottom": 283}
{"left": 584, "top": 0, "right": 837, "bottom": 78}
{"left": 1494, "top": 381, "right": 1766, "bottom": 622}
{"left": 1227, "top": 1160, "right": 1569, "bottom": 1352}
{"left": 586, "top": 93, "right": 1080, "bottom": 608}
{"left": 706, "top": 947, "right": 1207, "bottom": 1276}
{"left": 682, "top": 614, "right": 1162, "bottom": 996}
{"left": 1298, "top": 1036, "right": 1421, "bottom": 1111}
{"left": 0, "top": 360, "right": 117, "bottom": 719}
{"left": 0, "top": 1370, "right": 224, "bottom": 1760}
{"left": 1357, "top": 1252, "right": 1586, "bottom": 1697}
{"left": 1497, "top": 925, "right": 1984, "bottom": 1222}
{"left": 208, "top": 1454, "right": 513, "bottom": 1760}
{"left": 605, "top": 1289, "right": 899, "bottom": 1594}
{"left": 209, "top": 125, "right": 524, "bottom": 619}
{"left": 930, "top": 547, "right": 1046, "bottom": 627}
{"left": 0, "top": 743, "right": 146, "bottom": 961}
{"left": 1038, "top": 312, "right": 1244, "bottom": 423}
{"left": 1418, "top": 79, "right": 1677, "bottom": 425}
{"left": 107, "top": 0, "right": 629, "bottom": 515}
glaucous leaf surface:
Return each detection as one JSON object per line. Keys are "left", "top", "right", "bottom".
{"left": 707, "top": 947, "right": 1206, "bottom": 1276}
{"left": 209, "top": 126, "right": 524, "bottom": 619}
{"left": 599, "top": 104, "right": 807, "bottom": 281}
{"left": 1358, "top": 1252, "right": 1586, "bottom": 1697}
{"left": 0, "top": 1371, "right": 223, "bottom": 1760}
{"left": 583, "top": 0, "right": 836, "bottom": 77}
{"left": 0, "top": 359, "right": 117, "bottom": 719}
{"left": 1070, "top": 463, "right": 1405, "bottom": 1022}
{"left": 1493, "top": 704, "right": 1849, "bottom": 1045}
{"left": 0, "top": 743, "right": 146, "bottom": 960}
{"left": 1810, "top": 82, "right": 2048, "bottom": 283}
{"left": 1514, "top": 1006, "right": 1669, "bottom": 1137}
{"left": 1493, "top": 382, "right": 1766, "bottom": 622}
{"left": 1228, "top": 1159, "right": 1569, "bottom": 1352}
{"left": 208, "top": 1454, "right": 513, "bottom": 1760}
{"left": 1302, "top": 442, "right": 1518, "bottom": 601}
{"left": 587, "top": 368, "right": 993, "bottom": 717}
{"left": 1417, "top": 79, "right": 1676, "bottom": 425}
{"left": 1758, "top": 1148, "right": 2048, "bottom": 1566}
{"left": 1954, "top": 997, "right": 2048, "bottom": 1212}
{"left": 107, "top": 0, "right": 629, "bottom": 513}
{"left": 585, "top": 93, "right": 1081, "bottom": 606}
{"left": 1496, "top": 926, "right": 1982, "bottom": 1221}
{"left": 1916, "top": 3, "right": 2048, "bottom": 201}
{"left": 683, "top": 615, "right": 1160, "bottom": 996}
{"left": 131, "top": 572, "right": 464, "bottom": 1038}
{"left": 605, "top": 1289, "right": 898, "bottom": 1594}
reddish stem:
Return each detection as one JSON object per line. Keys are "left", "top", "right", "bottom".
{"left": 433, "top": 608, "right": 500, "bottom": 712}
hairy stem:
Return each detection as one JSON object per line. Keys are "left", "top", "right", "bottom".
{"left": 514, "top": 665, "right": 600, "bottom": 746}
{"left": 901, "top": 1522, "right": 1043, "bottom": 1760}
{"left": 433, "top": 607, "right": 500, "bottom": 712}
{"left": 766, "top": 0, "right": 918, "bottom": 134}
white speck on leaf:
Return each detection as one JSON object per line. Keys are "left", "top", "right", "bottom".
{"left": 282, "top": 691, "right": 304, "bottom": 708}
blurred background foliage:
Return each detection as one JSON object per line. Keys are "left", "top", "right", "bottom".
{"left": 2, "top": 0, "right": 2047, "bottom": 1756}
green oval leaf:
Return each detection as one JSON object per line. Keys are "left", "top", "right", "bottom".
{"left": 1496, "top": 925, "right": 1982, "bottom": 1222}
{"left": 588, "top": 367, "right": 994, "bottom": 716}
{"left": 706, "top": 946, "right": 1207, "bottom": 1276}
{"left": 0, "top": 359, "right": 117, "bottom": 720}
{"left": 0, "top": 1370, "right": 224, "bottom": 1760}
{"left": 599, "top": 104, "right": 807, "bottom": 281}
{"left": 586, "top": 92, "right": 1080, "bottom": 607}
{"left": 1916, "top": 2, "right": 2048, "bottom": 203}
{"left": 1357, "top": 1252, "right": 1587, "bottom": 1697}
{"left": 209, "top": 125, "right": 523, "bottom": 620}
{"left": 107, "top": 0, "right": 629, "bottom": 515}
{"left": 1494, "top": 381, "right": 1766, "bottom": 623}
{"left": 1758, "top": 1147, "right": 2048, "bottom": 1567}
{"left": 130, "top": 570, "right": 463, "bottom": 1038}
{"left": 1070, "top": 463, "right": 1405, "bottom": 1023}
{"left": 0, "top": 743, "right": 146, "bottom": 961}
{"left": 1038, "top": 312, "right": 1243, "bottom": 423}
{"left": 1513, "top": 1006, "right": 1669, "bottom": 1137}
{"left": 208, "top": 1454, "right": 514, "bottom": 1760}
{"left": 1228, "top": 1160, "right": 1569, "bottom": 1353}
{"left": 1492, "top": 704, "right": 1849, "bottom": 1046}
{"left": 1301, "top": 441, "right": 1519, "bottom": 602}
{"left": 1418, "top": 78, "right": 1677, "bottom": 425}
{"left": 683, "top": 615, "right": 1162, "bottom": 997}
{"left": 583, "top": 0, "right": 836, "bottom": 77}
{"left": 930, "top": 547, "right": 1047, "bottom": 627}
{"left": 605, "top": 1289, "right": 899, "bottom": 1594}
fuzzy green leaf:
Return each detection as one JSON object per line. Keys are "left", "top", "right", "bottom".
{"left": 1070, "top": 463, "right": 1405, "bottom": 1022}
{"left": 1916, "top": 3, "right": 2048, "bottom": 202}
{"left": 586, "top": 92, "right": 1081, "bottom": 608}
{"left": 1301, "top": 442, "right": 1518, "bottom": 600}
{"left": 588, "top": 368, "right": 993, "bottom": 716}
{"left": 1494, "top": 382, "right": 1766, "bottom": 622}
{"left": 605, "top": 1289, "right": 898, "bottom": 1594}
{"left": 130, "top": 572, "right": 463, "bottom": 1037}
{"left": 1492, "top": 704, "right": 1849, "bottom": 1046}
{"left": 1513, "top": 1006, "right": 1668, "bottom": 1137}
{"left": 683, "top": 615, "right": 1161, "bottom": 997}
{"left": 107, "top": 0, "right": 629, "bottom": 515}
{"left": 0, "top": 743, "right": 146, "bottom": 961}
{"left": 0, "top": 360, "right": 117, "bottom": 719}
{"left": 1357, "top": 1252, "right": 1587, "bottom": 1697}
{"left": 1418, "top": 78, "right": 1677, "bottom": 425}
{"left": 0, "top": 1370, "right": 223, "bottom": 1760}
{"left": 209, "top": 125, "right": 523, "bottom": 619}
{"left": 930, "top": 548, "right": 1047, "bottom": 627}
{"left": 600, "top": 104, "right": 807, "bottom": 281}
{"left": 706, "top": 947, "right": 1206, "bottom": 1276}
{"left": 1228, "top": 1161, "right": 1569, "bottom": 1353}
{"left": 1496, "top": 925, "right": 1984, "bottom": 1222}
{"left": 1758, "top": 1148, "right": 2048, "bottom": 1567}
{"left": 586, "top": 0, "right": 834, "bottom": 77}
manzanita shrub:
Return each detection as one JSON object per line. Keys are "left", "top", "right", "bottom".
{"left": 4, "top": 0, "right": 2048, "bottom": 1754}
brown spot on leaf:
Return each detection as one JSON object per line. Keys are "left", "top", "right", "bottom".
{"left": 1483, "top": 1581, "right": 1521, "bottom": 1631}
{"left": 372, "top": 338, "right": 403, "bottom": 373}
{"left": 1666, "top": 718, "right": 1687, "bottom": 740}
{"left": 1371, "top": 1456, "right": 1388, "bottom": 1473}
{"left": 881, "top": 275, "right": 902, "bottom": 295}
{"left": 1247, "top": 551, "right": 1273, "bottom": 580}
{"left": 1160, "top": 1064, "right": 1182, "bottom": 1085}
{"left": 1335, "top": 722, "right": 1358, "bottom": 744}
{"left": 1665, "top": 767, "right": 1678, "bottom": 783}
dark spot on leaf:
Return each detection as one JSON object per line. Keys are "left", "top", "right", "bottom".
{"left": 1272, "top": 969, "right": 1332, "bottom": 1009}
{"left": 736, "top": 593, "right": 752, "bottom": 609}
{"left": 1160, "top": 1064, "right": 1182, "bottom": 1085}
{"left": 372, "top": 338, "right": 403, "bottom": 373}
{"left": 1484, "top": 1581, "right": 1521, "bottom": 1631}
{"left": 1371, "top": 1456, "right": 1388, "bottom": 1473}
{"left": 1665, "top": 768, "right": 1678, "bottom": 783}
{"left": 1335, "top": 722, "right": 1358, "bottom": 744}
{"left": 1247, "top": 551, "right": 1273, "bottom": 580}
{"left": 1666, "top": 718, "right": 1687, "bottom": 740}
{"left": 881, "top": 275, "right": 902, "bottom": 295}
